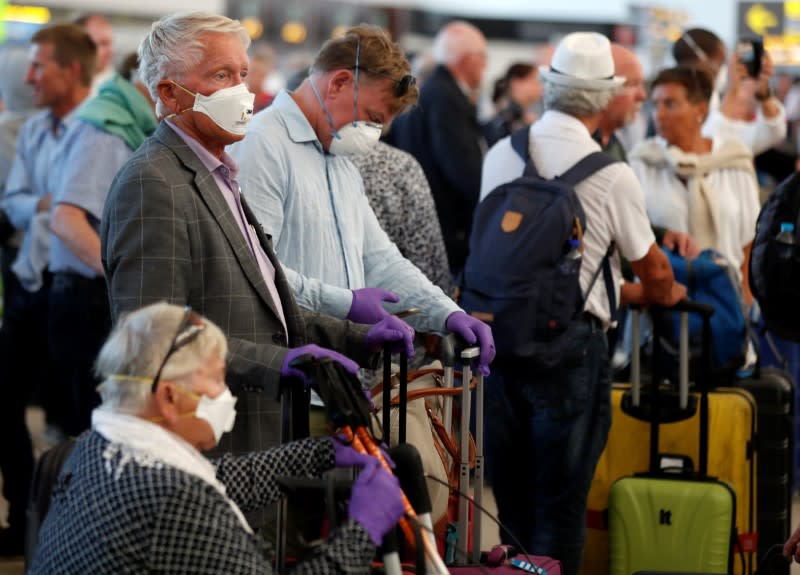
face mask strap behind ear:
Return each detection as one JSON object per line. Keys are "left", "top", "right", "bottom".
{"left": 309, "top": 75, "right": 341, "bottom": 140}
{"left": 162, "top": 80, "right": 197, "bottom": 120}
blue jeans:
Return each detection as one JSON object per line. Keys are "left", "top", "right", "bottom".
{"left": 484, "top": 319, "right": 611, "bottom": 575}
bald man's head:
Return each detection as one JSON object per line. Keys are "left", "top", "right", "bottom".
{"left": 600, "top": 44, "right": 646, "bottom": 134}
{"left": 432, "top": 21, "right": 487, "bottom": 91}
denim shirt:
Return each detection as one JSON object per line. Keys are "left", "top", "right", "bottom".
{"left": 231, "top": 90, "right": 459, "bottom": 333}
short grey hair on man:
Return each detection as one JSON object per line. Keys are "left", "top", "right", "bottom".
{"left": 137, "top": 12, "right": 251, "bottom": 115}
{"left": 543, "top": 81, "right": 617, "bottom": 117}
{"left": 432, "top": 20, "right": 484, "bottom": 65}
{"left": 95, "top": 302, "right": 228, "bottom": 415}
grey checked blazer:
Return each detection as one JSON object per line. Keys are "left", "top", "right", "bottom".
{"left": 100, "top": 123, "right": 374, "bottom": 455}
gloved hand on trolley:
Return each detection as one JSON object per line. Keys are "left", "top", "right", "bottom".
{"left": 280, "top": 344, "right": 359, "bottom": 386}
{"left": 445, "top": 311, "right": 496, "bottom": 376}
{"left": 348, "top": 456, "right": 405, "bottom": 546}
{"left": 365, "top": 314, "right": 416, "bottom": 357}
{"left": 332, "top": 436, "right": 395, "bottom": 469}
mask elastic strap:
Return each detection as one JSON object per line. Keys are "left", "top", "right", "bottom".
{"left": 309, "top": 75, "right": 341, "bottom": 141}
{"left": 161, "top": 80, "right": 197, "bottom": 121}
{"left": 353, "top": 38, "right": 361, "bottom": 127}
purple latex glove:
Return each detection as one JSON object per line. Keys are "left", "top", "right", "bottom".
{"left": 331, "top": 436, "right": 395, "bottom": 469}
{"left": 349, "top": 458, "right": 405, "bottom": 546}
{"left": 347, "top": 288, "right": 399, "bottom": 324}
{"left": 364, "top": 314, "right": 415, "bottom": 357}
{"left": 445, "top": 311, "right": 496, "bottom": 376}
{"left": 281, "top": 344, "right": 359, "bottom": 387}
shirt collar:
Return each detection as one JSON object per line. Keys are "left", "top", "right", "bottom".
{"left": 166, "top": 119, "right": 239, "bottom": 179}
{"left": 537, "top": 110, "right": 602, "bottom": 150}
{"left": 272, "top": 89, "right": 320, "bottom": 145}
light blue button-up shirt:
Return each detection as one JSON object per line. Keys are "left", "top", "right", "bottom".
{"left": 2, "top": 109, "right": 76, "bottom": 288}
{"left": 49, "top": 119, "right": 132, "bottom": 277}
{"left": 230, "top": 90, "right": 459, "bottom": 333}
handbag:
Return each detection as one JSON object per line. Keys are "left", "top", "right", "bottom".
{"left": 371, "top": 361, "right": 476, "bottom": 525}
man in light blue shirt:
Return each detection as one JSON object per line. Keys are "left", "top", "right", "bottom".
{"left": 232, "top": 25, "right": 495, "bottom": 374}
{"left": 0, "top": 23, "right": 94, "bottom": 557}
{"left": 47, "top": 71, "right": 157, "bottom": 436}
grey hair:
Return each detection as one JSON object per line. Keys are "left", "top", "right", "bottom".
{"left": 432, "top": 21, "right": 484, "bottom": 65}
{"left": 543, "top": 81, "right": 617, "bottom": 117}
{"left": 94, "top": 302, "right": 228, "bottom": 415}
{"left": 137, "top": 12, "right": 250, "bottom": 115}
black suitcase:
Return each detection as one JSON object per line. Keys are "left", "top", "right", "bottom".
{"left": 736, "top": 366, "right": 795, "bottom": 575}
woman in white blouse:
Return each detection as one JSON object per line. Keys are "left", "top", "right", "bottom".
{"left": 629, "top": 66, "right": 760, "bottom": 291}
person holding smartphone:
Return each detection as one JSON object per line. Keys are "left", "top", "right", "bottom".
{"left": 673, "top": 28, "right": 785, "bottom": 156}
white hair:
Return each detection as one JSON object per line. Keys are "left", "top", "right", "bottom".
{"left": 432, "top": 21, "right": 484, "bottom": 65}
{"left": 137, "top": 12, "right": 250, "bottom": 115}
{"left": 543, "top": 81, "right": 617, "bottom": 118}
{"left": 95, "top": 302, "right": 228, "bottom": 415}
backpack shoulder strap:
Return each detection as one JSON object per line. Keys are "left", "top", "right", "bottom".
{"left": 509, "top": 127, "right": 540, "bottom": 179}
{"left": 559, "top": 151, "right": 618, "bottom": 186}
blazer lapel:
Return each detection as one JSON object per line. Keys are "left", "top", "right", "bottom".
{"left": 240, "top": 196, "right": 305, "bottom": 342}
{"left": 156, "top": 124, "right": 285, "bottom": 324}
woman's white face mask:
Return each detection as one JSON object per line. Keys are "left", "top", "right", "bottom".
{"left": 171, "top": 81, "right": 255, "bottom": 135}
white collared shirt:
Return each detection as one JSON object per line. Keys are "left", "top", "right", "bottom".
{"left": 480, "top": 110, "right": 655, "bottom": 326}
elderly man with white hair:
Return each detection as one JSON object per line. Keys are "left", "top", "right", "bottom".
{"left": 478, "top": 32, "right": 685, "bottom": 575}
{"left": 389, "top": 20, "right": 488, "bottom": 277}
{"left": 100, "top": 12, "right": 415, "bottom": 467}
{"left": 29, "top": 302, "right": 405, "bottom": 573}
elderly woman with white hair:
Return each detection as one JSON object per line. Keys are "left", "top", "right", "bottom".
{"left": 29, "top": 302, "right": 405, "bottom": 574}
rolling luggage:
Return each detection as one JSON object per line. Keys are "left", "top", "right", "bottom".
{"left": 735, "top": 365, "right": 795, "bottom": 575}
{"left": 608, "top": 302, "right": 737, "bottom": 575}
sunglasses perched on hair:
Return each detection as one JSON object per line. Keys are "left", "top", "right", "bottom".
{"left": 150, "top": 307, "right": 206, "bottom": 393}
{"left": 351, "top": 37, "right": 416, "bottom": 99}
{"left": 352, "top": 66, "right": 417, "bottom": 98}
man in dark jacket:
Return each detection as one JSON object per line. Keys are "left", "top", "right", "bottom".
{"left": 388, "top": 21, "right": 487, "bottom": 277}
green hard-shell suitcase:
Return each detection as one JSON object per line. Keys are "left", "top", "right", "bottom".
{"left": 608, "top": 303, "right": 736, "bottom": 575}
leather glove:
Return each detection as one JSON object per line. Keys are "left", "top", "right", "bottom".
{"left": 347, "top": 288, "right": 399, "bottom": 324}
{"left": 281, "top": 344, "right": 359, "bottom": 387}
{"left": 445, "top": 311, "right": 496, "bottom": 376}
{"left": 349, "top": 458, "right": 405, "bottom": 546}
{"left": 365, "top": 314, "right": 415, "bottom": 357}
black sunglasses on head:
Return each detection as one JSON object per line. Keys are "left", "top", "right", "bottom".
{"left": 353, "top": 66, "right": 416, "bottom": 98}
{"left": 150, "top": 307, "right": 206, "bottom": 393}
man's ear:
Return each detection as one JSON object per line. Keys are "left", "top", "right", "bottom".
{"left": 156, "top": 80, "right": 179, "bottom": 115}
{"left": 153, "top": 381, "right": 181, "bottom": 424}
{"left": 326, "top": 69, "right": 353, "bottom": 99}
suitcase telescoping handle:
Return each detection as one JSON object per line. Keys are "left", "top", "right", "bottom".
{"left": 382, "top": 344, "right": 409, "bottom": 444}
{"left": 630, "top": 300, "right": 714, "bottom": 476}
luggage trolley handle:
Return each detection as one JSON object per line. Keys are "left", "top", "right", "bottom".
{"left": 448, "top": 339, "right": 484, "bottom": 566}
{"left": 382, "top": 344, "right": 408, "bottom": 444}
{"left": 631, "top": 300, "right": 714, "bottom": 476}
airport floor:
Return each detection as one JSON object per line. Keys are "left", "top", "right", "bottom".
{"left": 1, "top": 408, "right": 798, "bottom": 575}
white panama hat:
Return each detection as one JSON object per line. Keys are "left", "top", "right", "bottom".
{"left": 539, "top": 32, "right": 625, "bottom": 91}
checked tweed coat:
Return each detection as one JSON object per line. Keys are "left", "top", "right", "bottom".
{"left": 100, "top": 123, "right": 375, "bottom": 457}
{"left": 29, "top": 432, "right": 375, "bottom": 574}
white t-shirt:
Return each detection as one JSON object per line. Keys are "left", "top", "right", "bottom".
{"left": 629, "top": 137, "right": 760, "bottom": 277}
{"left": 480, "top": 110, "right": 655, "bottom": 326}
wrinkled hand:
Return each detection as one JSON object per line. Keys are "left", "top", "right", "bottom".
{"left": 280, "top": 344, "right": 359, "bottom": 387}
{"left": 365, "top": 315, "right": 415, "bottom": 357}
{"left": 347, "top": 288, "right": 399, "bottom": 324}
{"left": 445, "top": 311, "right": 496, "bottom": 376}
{"left": 349, "top": 458, "right": 405, "bottom": 546}
{"left": 662, "top": 230, "right": 700, "bottom": 259}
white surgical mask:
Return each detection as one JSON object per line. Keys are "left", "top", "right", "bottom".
{"left": 171, "top": 81, "right": 255, "bottom": 135}
{"left": 309, "top": 75, "right": 383, "bottom": 157}
{"left": 194, "top": 387, "right": 238, "bottom": 443}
